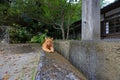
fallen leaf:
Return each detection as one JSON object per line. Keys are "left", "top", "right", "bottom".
{"left": 15, "top": 77, "right": 19, "bottom": 80}
{"left": 4, "top": 71, "right": 8, "bottom": 74}
{"left": 0, "top": 64, "right": 3, "bottom": 66}
{"left": 3, "top": 74, "right": 10, "bottom": 80}
{"left": 22, "top": 67, "right": 28, "bottom": 70}
{"left": 13, "top": 63, "right": 16, "bottom": 66}
{"left": 8, "top": 57, "right": 11, "bottom": 60}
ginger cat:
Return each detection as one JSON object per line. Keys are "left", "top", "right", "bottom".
{"left": 42, "top": 38, "right": 54, "bottom": 53}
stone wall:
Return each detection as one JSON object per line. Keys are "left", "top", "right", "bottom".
{"left": 0, "top": 26, "right": 9, "bottom": 43}
{"left": 54, "top": 40, "right": 120, "bottom": 80}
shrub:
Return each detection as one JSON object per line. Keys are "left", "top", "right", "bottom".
{"left": 9, "top": 25, "right": 32, "bottom": 43}
{"left": 30, "top": 33, "right": 47, "bottom": 45}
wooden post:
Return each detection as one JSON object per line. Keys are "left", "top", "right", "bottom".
{"left": 82, "top": 0, "right": 100, "bottom": 40}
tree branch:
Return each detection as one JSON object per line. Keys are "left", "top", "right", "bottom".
{"left": 52, "top": 25, "right": 61, "bottom": 30}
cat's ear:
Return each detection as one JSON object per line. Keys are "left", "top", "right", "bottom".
{"left": 45, "top": 37, "right": 47, "bottom": 40}
{"left": 51, "top": 37, "right": 53, "bottom": 40}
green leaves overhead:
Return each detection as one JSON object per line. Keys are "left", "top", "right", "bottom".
{"left": 41, "top": 0, "right": 81, "bottom": 25}
{"left": 0, "top": 0, "right": 82, "bottom": 40}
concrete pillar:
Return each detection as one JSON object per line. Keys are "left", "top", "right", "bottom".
{"left": 82, "top": 0, "right": 100, "bottom": 40}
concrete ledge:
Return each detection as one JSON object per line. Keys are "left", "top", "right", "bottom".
{"left": 36, "top": 51, "right": 87, "bottom": 80}
{"left": 0, "top": 43, "right": 41, "bottom": 54}
{"left": 54, "top": 40, "right": 120, "bottom": 80}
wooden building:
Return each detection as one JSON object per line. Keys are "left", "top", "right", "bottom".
{"left": 69, "top": 1, "right": 120, "bottom": 39}
{"left": 101, "top": 0, "right": 120, "bottom": 39}
{"left": 69, "top": 20, "right": 81, "bottom": 39}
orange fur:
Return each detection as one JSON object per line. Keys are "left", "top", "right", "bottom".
{"left": 42, "top": 38, "right": 54, "bottom": 53}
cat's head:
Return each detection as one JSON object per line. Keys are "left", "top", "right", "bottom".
{"left": 44, "top": 37, "right": 53, "bottom": 45}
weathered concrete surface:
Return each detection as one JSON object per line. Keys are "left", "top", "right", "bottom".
{"left": 0, "top": 43, "right": 41, "bottom": 54}
{"left": 54, "top": 40, "right": 120, "bottom": 80}
{"left": 54, "top": 41, "right": 71, "bottom": 60}
{"left": 36, "top": 51, "right": 87, "bottom": 80}
{"left": 0, "top": 44, "right": 41, "bottom": 80}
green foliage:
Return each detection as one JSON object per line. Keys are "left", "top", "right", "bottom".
{"left": 0, "top": 2, "right": 10, "bottom": 25}
{"left": 30, "top": 33, "right": 47, "bottom": 45}
{"left": 40, "top": 0, "right": 82, "bottom": 39}
{"left": 9, "top": 24, "right": 32, "bottom": 43}
{"left": 41, "top": 0, "right": 81, "bottom": 24}
{"left": 0, "top": 0, "right": 82, "bottom": 41}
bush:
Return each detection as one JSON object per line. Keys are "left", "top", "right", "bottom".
{"left": 9, "top": 25, "right": 32, "bottom": 43}
{"left": 30, "top": 33, "right": 47, "bottom": 45}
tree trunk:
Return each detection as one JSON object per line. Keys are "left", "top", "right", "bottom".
{"left": 52, "top": 23, "right": 65, "bottom": 40}
{"left": 60, "top": 21, "right": 65, "bottom": 40}
{"left": 66, "top": 16, "right": 70, "bottom": 40}
{"left": 66, "top": 26, "right": 69, "bottom": 40}
{"left": 61, "top": 27, "right": 65, "bottom": 40}
{"left": 60, "top": 15, "right": 65, "bottom": 40}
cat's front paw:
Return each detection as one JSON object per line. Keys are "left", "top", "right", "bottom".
{"left": 50, "top": 50, "right": 54, "bottom": 53}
